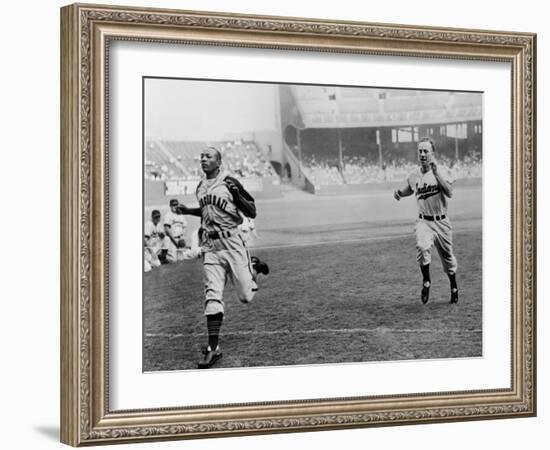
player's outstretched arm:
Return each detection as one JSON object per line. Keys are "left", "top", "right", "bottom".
{"left": 393, "top": 184, "right": 413, "bottom": 201}
{"left": 176, "top": 204, "right": 202, "bottom": 217}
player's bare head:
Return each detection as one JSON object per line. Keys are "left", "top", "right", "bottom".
{"left": 200, "top": 146, "right": 221, "bottom": 178}
{"left": 418, "top": 137, "right": 435, "bottom": 166}
{"left": 152, "top": 209, "right": 161, "bottom": 223}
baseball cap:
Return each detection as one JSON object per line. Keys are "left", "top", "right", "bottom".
{"left": 169, "top": 199, "right": 179, "bottom": 206}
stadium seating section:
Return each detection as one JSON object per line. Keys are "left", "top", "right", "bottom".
{"left": 302, "top": 153, "right": 482, "bottom": 186}
{"left": 145, "top": 140, "right": 276, "bottom": 181}
{"left": 145, "top": 138, "right": 481, "bottom": 187}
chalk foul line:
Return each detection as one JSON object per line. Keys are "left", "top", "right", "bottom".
{"left": 146, "top": 327, "right": 482, "bottom": 339}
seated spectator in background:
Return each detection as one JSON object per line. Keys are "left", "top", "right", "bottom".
{"left": 164, "top": 199, "right": 188, "bottom": 263}
{"left": 144, "top": 209, "right": 165, "bottom": 271}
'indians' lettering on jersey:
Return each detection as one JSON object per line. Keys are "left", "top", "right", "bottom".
{"left": 199, "top": 194, "right": 228, "bottom": 212}
{"left": 407, "top": 165, "right": 454, "bottom": 217}
{"left": 416, "top": 182, "right": 441, "bottom": 201}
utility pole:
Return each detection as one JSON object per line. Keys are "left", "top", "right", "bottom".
{"left": 455, "top": 123, "right": 460, "bottom": 161}
{"left": 338, "top": 128, "right": 344, "bottom": 169}
{"left": 376, "top": 128, "right": 383, "bottom": 168}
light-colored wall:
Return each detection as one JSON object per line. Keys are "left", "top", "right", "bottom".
{"left": 2, "top": 1, "right": 546, "bottom": 450}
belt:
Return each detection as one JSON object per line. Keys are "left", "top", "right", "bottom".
{"left": 207, "top": 230, "right": 235, "bottom": 240}
{"left": 419, "top": 214, "right": 446, "bottom": 221}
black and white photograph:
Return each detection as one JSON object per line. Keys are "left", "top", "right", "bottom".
{"left": 54, "top": 1, "right": 539, "bottom": 446}
{"left": 142, "top": 78, "right": 483, "bottom": 371}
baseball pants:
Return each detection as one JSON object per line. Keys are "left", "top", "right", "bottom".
{"left": 202, "top": 235, "right": 257, "bottom": 315}
{"left": 415, "top": 218, "right": 457, "bottom": 275}
{"left": 144, "top": 246, "right": 161, "bottom": 268}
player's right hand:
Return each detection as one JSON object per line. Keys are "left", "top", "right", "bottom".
{"left": 393, "top": 190, "right": 401, "bottom": 201}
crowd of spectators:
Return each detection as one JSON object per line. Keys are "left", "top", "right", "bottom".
{"left": 301, "top": 152, "right": 483, "bottom": 186}
{"left": 144, "top": 160, "right": 171, "bottom": 181}
{"left": 301, "top": 155, "right": 344, "bottom": 185}
{"left": 192, "top": 140, "right": 276, "bottom": 178}
{"left": 145, "top": 140, "right": 276, "bottom": 181}
{"left": 447, "top": 153, "right": 482, "bottom": 179}
{"left": 145, "top": 139, "right": 481, "bottom": 187}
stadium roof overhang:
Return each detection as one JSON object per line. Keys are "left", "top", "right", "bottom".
{"left": 300, "top": 107, "right": 482, "bottom": 129}
{"left": 289, "top": 86, "right": 482, "bottom": 129}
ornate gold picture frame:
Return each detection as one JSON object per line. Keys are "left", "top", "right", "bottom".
{"left": 60, "top": 3, "right": 536, "bottom": 446}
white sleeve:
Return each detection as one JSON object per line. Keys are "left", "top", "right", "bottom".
{"left": 163, "top": 212, "right": 173, "bottom": 227}
{"left": 144, "top": 221, "right": 153, "bottom": 237}
{"left": 189, "top": 228, "right": 199, "bottom": 250}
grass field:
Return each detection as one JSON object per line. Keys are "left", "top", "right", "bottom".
{"left": 143, "top": 186, "right": 482, "bottom": 371}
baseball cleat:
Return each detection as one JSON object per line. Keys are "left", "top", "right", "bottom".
{"left": 251, "top": 256, "right": 269, "bottom": 276}
{"left": 198, "top": 346, "right": 222, "bottom": 369}
{"left": 450, "top": 288, "right": 459, "bottom": 304}
{"left": 421, "top": 282, "right": 430, "bottom": 304}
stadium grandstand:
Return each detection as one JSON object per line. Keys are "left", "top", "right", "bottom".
{"left": 145, "top": 140, "right": 276, "bottom": 180}
{"left": 144, "top": 139, "right": 279, "bottom": 204}
{"left": 144, "top": 83, "right": 482, "bottom": 203}
{"left": 279, "top": 85, "right": 482, "bottom": 192}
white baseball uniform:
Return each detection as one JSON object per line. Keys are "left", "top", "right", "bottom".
{"left": 144, "top": 220, "right": 164, "bottom": 268}
{"left": 163, "top": 210, "right": 187, "bottom": 262}
{"left": 406, "top": 165, "right": 457, "bottom": 275}
{"left": 196, "top": 170, "right": 257, "bottom": 315}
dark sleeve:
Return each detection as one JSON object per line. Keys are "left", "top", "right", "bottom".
{"left": 224, "top": 176, "right": 257, "bottom": 219}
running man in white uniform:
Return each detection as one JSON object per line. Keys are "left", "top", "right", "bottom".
{"left": 393, "top": 137, "right": 459, "bottom": 304}
{"left": 176, "top": 146, "right": 269, "bottom": 369}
